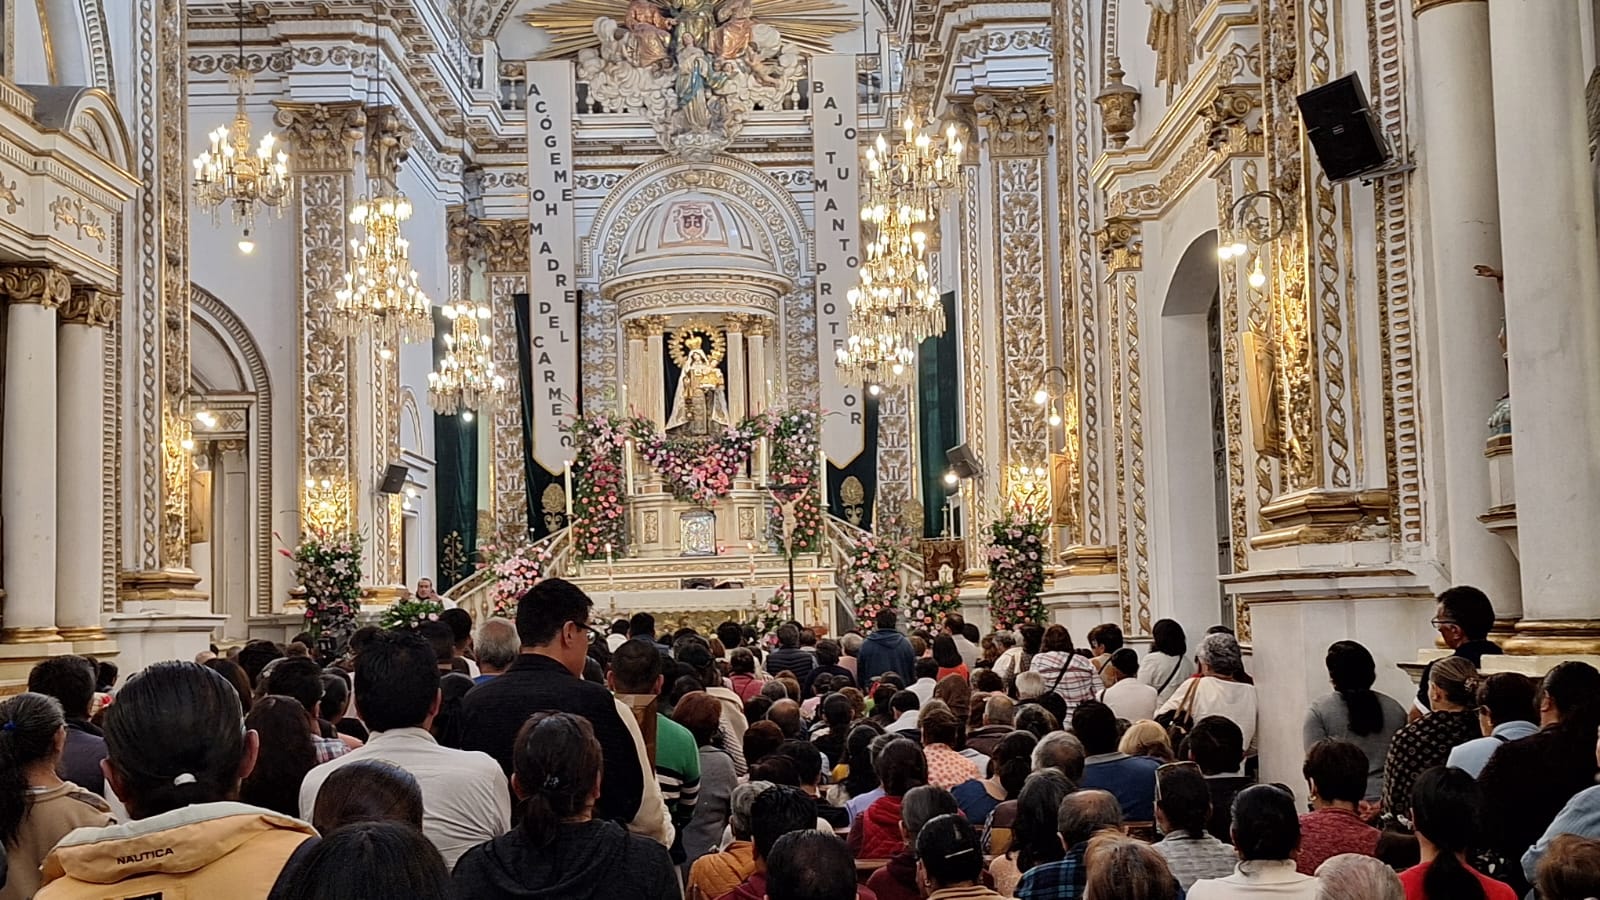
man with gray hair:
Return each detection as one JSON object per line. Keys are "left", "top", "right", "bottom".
{"left": 687, "top": 780, "right": 773, "bottom": 900}
{"left": 966, "top": 694, "right": 1017, "bottom": 758}
{"left": 1015, "top": 789, "right": 1124, "bottom": 899}
{"left": 1032, "top": 730, "right": 1087, "bottom": 783}
{"left": 472, "top": 617, "right": 519, "bottom": 683}
{"left": 1314, "top": 853, "right": 1403, "bottom": 900}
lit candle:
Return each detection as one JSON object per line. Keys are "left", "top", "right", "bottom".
{"left": 624, "top": 439, "right": 635, "bottom": 497}
{"left": 563, "top": 459, "right": 574, "bottom": 520}
{"left": 817, "top": 448, "right": 827, "bottom": 503}
{"left": 758, "top": 436, "right": 769, "bottom": 481}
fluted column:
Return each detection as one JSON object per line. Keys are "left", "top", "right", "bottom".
{"left": 1414, "top": 0, "right": 1521, "bottom": 615}
{"left": 56, "top": 287, "right": 117, "bottom": 640}
{"left": 747, "top": 316, "right": 771, "bottom": 415}
{"left": 641, "top": 315, "right": 669, "bottom": 428}
{"left": 725, "top": 314, "right": 749, "bottom": 422}
{"left": 0, "top": 267, "right": 67, "bottom": 642}
{"left": 624, "top": 318, "right": 648, "bottom": 418}
{"left": 1488, "top": 0, "right": 1600, "bottom": 633}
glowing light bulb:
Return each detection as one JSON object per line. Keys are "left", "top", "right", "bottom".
{"left": 462, "top": 410, "right": 474, "bottom": 422}
{"left": 1248, "top": 256, "right": 1267, "bottom": 289}
{"left": 1032, "top": 388, "right": 1049, "bottom": 406}
{"left": 238, "top": 238, "right": 255, "bottom": 254}
{"left": 868, "top": 383, "right": 882, "bottom": 397}
{"left": 944, "top": 471, "right": 960, "bottom": 486}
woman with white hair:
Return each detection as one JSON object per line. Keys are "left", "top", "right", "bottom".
{"left": 1155, "top": 632, "right": 1258, "bottom": 757}
{"left": 1315, "top": 853, "right": 1404, "bottom": 900}
{"left": 991, "top": 632, "right": 1024, "bottom": 684}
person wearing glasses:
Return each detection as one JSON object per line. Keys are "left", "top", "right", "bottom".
{"left": 1411, "top": 586, "right": 1503, "bottom": 723}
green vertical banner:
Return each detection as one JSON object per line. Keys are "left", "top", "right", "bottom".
{"left": 433, "top": 307, "right": 479, "bottom": 590}
{"left": 919, "top": 292, "right": 960, "bottom": 537}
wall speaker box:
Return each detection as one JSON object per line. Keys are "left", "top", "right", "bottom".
{"left": 378, "top": 463, "right": 410, "bottom": 495}
{"left": 946, "top": 444, "right": 981, "bottom": 480}
{"left": 1297, "top": 73, "right": 1389, "bottom": 181}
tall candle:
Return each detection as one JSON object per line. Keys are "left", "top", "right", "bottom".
{"left": 817, "top": 449, "right": 827, "bottom": 504}
{"left": 563, "top": 459, "right": 574, "bottom": 520}
{"left": 624, "top": 439, "right": 636, "bottom": 497}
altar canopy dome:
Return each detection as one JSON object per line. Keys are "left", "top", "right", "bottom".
{"left": 616, "top": 191, "right": 777, "bottom": 277}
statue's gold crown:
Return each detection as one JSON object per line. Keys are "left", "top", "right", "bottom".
{"left": 685, "top": 334, "right": 703, "bottom": 349}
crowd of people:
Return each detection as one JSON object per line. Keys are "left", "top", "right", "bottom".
{"left": 1, "top": 580, "right": 1598, "bottom": 900}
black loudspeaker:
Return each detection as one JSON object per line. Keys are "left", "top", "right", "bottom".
{"left": 1296, "top": 73, "right": 1389, "bottom": 181}
{"left": 946, "top": 444, "right": 981, "bottom": 480}
{"left": 378, "top": 463, "right": 410, "bottom": 495}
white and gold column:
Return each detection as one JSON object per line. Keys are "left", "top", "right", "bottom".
{"left": 1488, "top": 0, "right": 1600, "bottom": 635}
{"left": 0, "top": 266, "right": 66, "bottom": 641}
{"left": 1414, "top": 0, "right": 1521, "bottom": 613}
{"left": 624, "top": 318, "right": 649, "bottom": 417}
{"left": 642, "top": 315, "right": 669, "bottom": 428}
{"left": 56, "top": 287, "right": 116, "bottom": 641}
{"left": 747, "top": 317, "right": 771, "bottom": 415}
{"left": 725, "top": 314, "right": 749, "bottom": 421}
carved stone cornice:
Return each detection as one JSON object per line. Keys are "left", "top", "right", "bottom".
{"left": 480, "top": 218, "right": 531, "bottom": 273}
{"left": 272, "top": 101, "right": 367, "bottom": 174}
{"left": 1095, "top": 217, "right": 1143, "bottom": 274}
{"left": 60, "top": 286, "right": 119, "bottom": 326}
{"left": 0, "top": 266, "right": 70, "bottom": 308}
{"left": 1203, "top": 84, "right": 1264, "bottom": 151}
{"left": 622, "top": 318, "right": 650, "bottom": 341}
{"left": 1094, "top": 58, "right": 1141, "bottom": 150}
{"left": 974, "top": 87, "right": 1053, "bottom": 158}
{"left": 1250, "top": 489, "right": 1393, "bottom": 549}
{"left": 365, "top": 105, "right": 414, "bottom": 191}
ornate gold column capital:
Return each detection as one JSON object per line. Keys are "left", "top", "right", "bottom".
{"left": 60, "top": 286, "right": 119, "bottom": 326}
{"left": 273, "top": 101, "right": 367, "bottom": 174}
{"left": 480, "top": 218, "right": 531, "bottom": 273}
{"left": 1203, "top": 84, "right": 1264, "bottom": 152}
{"left": 623, "top": 318, "right": 650, "bottom": 341}
{"left": 1414, "top": 0, "right": 1484, "bottom": 14}
{"left": 723, "top": 313, "right": 753, "bottom": 333}
{"left": 637, "top": 314, "right": 670, "bottom": 334}
{"left": 365, "top": 105, "right": 413, "bottom": 190}
{"left": 0, "top": 265, "right": 70, "bottom": 308}
{"left": 745, "top": 315, "right": 773, "bottom": 337}
{"left": 975, "top": 86, "right": 1053, "bottom": 158}
{"left": 1096, "top": 217, "right": 1143, "bottom": 273}
{"left": 447, "top": 206, "right": 493, "bottom": 268}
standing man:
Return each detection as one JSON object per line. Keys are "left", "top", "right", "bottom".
{"left": 609, "top": 639, "right": 701, "bottom": 856}
{"left": 945, "top": 613, "right": 980, "bottom": 671}
{"left": 1413, "top": 586, "right": 1502, "bottom": 720}
{"left": 459, "top": 577, "right": 672, "bottom": 846}
{"left": 857, "top": 609, "right": 916, "bottom": 689}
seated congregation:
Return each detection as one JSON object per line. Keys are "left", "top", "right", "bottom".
{"left": 3, "top": 582, "right": 1599, "bottom": 900}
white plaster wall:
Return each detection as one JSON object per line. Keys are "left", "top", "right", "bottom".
{"left": 396, "top": 162, "right": 447, "bottom": 586}
{"left": 10, "top": 0, "right": 49, "bottom": 84}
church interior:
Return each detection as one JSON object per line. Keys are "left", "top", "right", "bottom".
{"left": 1, "top": 0, "right": 1598, "bottom": 801}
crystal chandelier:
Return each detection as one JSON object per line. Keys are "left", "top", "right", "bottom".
{"left": 846, "top": 198, "right": 944, "bottom": 346}
{"left": 427, "top": 299, "right": 506, "bottom": 416}
{"left": 335, "top": 192, "right": 432, "bottom": 351}
{"left": 835, "top": 320, "right": 917, "bottom": 391}
{"left": 190, "top": 1, "right": 290, "bottom": 254}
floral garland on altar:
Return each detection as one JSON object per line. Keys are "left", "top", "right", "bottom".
{"left": 986, "top": 513, "right": 1048, "bottom": 628}
{"left": 765, "top": 409, "right": 823, "bottom": 556}
{"left": 905, "top": 581, "right": 961, "bottom": 630}
{"left": 565, "top": 415, "right": 629, "bottom": 561}
{"left": 379, "top": 598, "right": 445, "bottom": 630}
{"left": 282, "top": 531, "right": 363, "bottom": 647}
{"left": 477, "top": 541, "right": 554, "bottom": 619}
{"left": 630, "top": 418, "right": 760, "bottom": 505}
{"left": 840, "top": 532, "right": 904, "bottom": 624}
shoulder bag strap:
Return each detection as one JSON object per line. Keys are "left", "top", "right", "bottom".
{"left": 1156, "top": 659, "right": 1181, "bottom": 696}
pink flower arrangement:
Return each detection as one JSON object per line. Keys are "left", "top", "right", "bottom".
{"left": 753, "top": 585, "right": 791, "bottom": 638}
{"left": 485, "top": 546, "right": 553, "bottom": 618}
{"left": 905, "top": 582, "right": 961, "bottom": 629}
{"left": 841, "top": 532, "right": 904, "bottom": 625}
{"left": 280, "top": 530, "right": 364, "bottom": 645}
{"left": 986, "top": 513, "right": 1047, "bottom": 628}
{"left": 379, "top": 598, "right": 446, "bottom": 630}
{"left": 565, "top": 414, "right": 629, "bottom": 561}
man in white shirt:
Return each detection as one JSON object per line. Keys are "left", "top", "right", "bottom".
{"left": 944, "top": 613, "right": 980, "bottom": 671}
{"left": 300, "top": 629, "right": 510, "bottom": 869}
{"left": 909, "top": 657, "right": 940, "bottom": 706}
{"left": 1099, "top": 647, "right": 1159, "bottom": 723}
{"left": 415, "top": 577, "right": 456, "bottom": 609}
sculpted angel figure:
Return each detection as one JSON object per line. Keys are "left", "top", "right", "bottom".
{"left": 623, "top": 0, "right": 672, "bottom": 69}
{"left": 711, "top": 0, "right": 755, "bottom": 61}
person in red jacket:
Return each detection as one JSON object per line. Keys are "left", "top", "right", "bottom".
{"left": 848, "top": 738, "right": 927, "bottom": 859}
{"left": 865, "top": 785, "right": 958, "bottom": 900}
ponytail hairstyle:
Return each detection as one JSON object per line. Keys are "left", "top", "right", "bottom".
{"left": 513, "top": 712, "right": 602, "bottom": 846}
{"left": 1325, "top": 641, "right": 1383, "bottom": 736}
{"left": 1410, "top": 767, "right": 1486, "bottom": 900}
{"left": 1540, "top": 661, "right": 1600, "bottom": 747}
{"left": 0, "top": 692, "right": 65, "bottom": 846}
{"left": 101, "top": 661, "right": 247, "bottom": 820}
{"left": 1428, "top": 656, "right": 1479, "bottom": 710}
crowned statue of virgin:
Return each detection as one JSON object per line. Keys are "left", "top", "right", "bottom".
{"left": 666, "top": 327, "right": 730, "bottom": 436}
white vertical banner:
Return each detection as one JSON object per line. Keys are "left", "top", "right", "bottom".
{"left": 526, "top": 61, "right": 579, "bottom": 473}
{"left": 811, "top": 53, "right": 864, "bottom": 466}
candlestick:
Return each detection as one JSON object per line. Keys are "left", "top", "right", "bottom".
{"left": 816, "top": 448, "right": 827, "bottom": 506}
{"left": 563, "top": 459, "right": 574, "bottom": 521}
{"left": 624, "top": 439, "right": 636, "bottom": 497}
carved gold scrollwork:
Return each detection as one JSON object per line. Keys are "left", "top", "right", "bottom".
{"left": 840, "top": 476, "right": 866, "bottom": 527}
{"left": 365, "top": 106, "right": 414, "bottom": 191}
{"left": 974, "top": 87, "right": 1053, "bottom": 158}
{"left": 1096, "top": 217, "right": 1143, "bottom": 275}
{"left": 60, "top": 287, "right": 119, "bottom": 327}
{"left": 273, "top": 102, "right": 367, "bottom": 174}
{"left": 541, "top": 482, "right": 568, "bottom": 533}
{"left": 1203, "top": 85, "right": 1263, "bottom": 151}
{"left": 482, "top": 219, "right": 532, "bottom": 274}
{"left": 0, "top": 266, "right": 70, "bottom": 308}
{"left": 0, "top": 172, "right": 22, "bottom": 215}
{"left": 1094, "top": 57, "right": 1140, "bottom": 150}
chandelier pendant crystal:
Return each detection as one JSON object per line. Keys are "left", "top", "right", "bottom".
{"left": 335, "top": 192, "right": 433, "bottom": 349}
{"left": 190, "top": 3, "right": 290, "bottom": 254}
{"left": 428, "top": 299, "right": 507, "bottom": 415}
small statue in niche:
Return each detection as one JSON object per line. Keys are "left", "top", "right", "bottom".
{"left": 666, "top": 326, "right": 730, "bottom": 436}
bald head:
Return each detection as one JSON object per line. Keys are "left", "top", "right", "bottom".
{"left": 1058, "top": 789, "right": 1123, "bottom": 847}
{"left": 768, "top": 699, "right": 803, "bottom": 738}
{"left": 983, "top": 694, "right": 1015, "bottom": 726}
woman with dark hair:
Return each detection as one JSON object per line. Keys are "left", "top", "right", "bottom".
{"left": 451, "top": 712, "right": 678, "bottom": 899}
{"left": 1084, "top": 833, "right": 1181, "bottom": 900}
{"left": 987, "top": 769, "right": 1073, "bottom": 896}
{"left": 1150, "top": 762, "right": 1235, "bottom": 889}
{"left": 1304, "top": 641, "right": 1407, "bottom": 802}
{"left": 310, "top": 760, "right": 424, "bottom": 834}
{"left": 849, "top": 738, "right": 928, "bottom": 858}
{"left": 827, "top": 722, "right": 886, "bottom": 808}
{"left": 268, "top": 821, "right": 453, "bottom": 900}
{"left": 0, "top": 693, "right": 114, "bottom": 900}
{"left": 1297, "top": 740, "right": 1380, "bottom": 875}
{"left": 241, "top": 695, "right": 320, "bottom": 818}
{"left": 868, "top": 683, "right": 899, "bottom": 728}
{"left": 812, "top": 692, "right": 853, "bottom": 766}
{"left": 1188, "top": 785, "right": 1317, "bottom": 898}
{"left": 932, "top": 635, "right": 968, "bottom": 681}
{"left": 1027, "top": 625, "right": 1097, "bottom": 713}
{"left": 1381, "top": 656, "right": 1481, "bottom": 823}
{"left": 35, "top": 661, "right": 316, "bottom": 898}
{"left": 915, "top": 813, "right": 1006, "bottom": 899}
{"left": 1139, "top": 619, "right": 1195, "bottom": 706}
{"left": 318, "top": 671, "right": 368, "bottom": 744}
{"left": 866, "top": 786, "right": 960, "bottom": 900}
{"left": 204, "top": 656, "right": 256, "bottom": 714}
{"left": 1477, "top": 660, "right": 1600, "bottom": 896}
{"left": 673, "top": 691, "right": 738, "bottom": 863}
{"left": 430, "top": 672, "right": 476, "bottom": 749}
{"left": 1400, "top": 767, "right": 1515, "bottom": 900}
{"left": 951, "top": 730, "right": 1036, "bottom": 825}
{"left": 1448, "top": 672, "right": 1537, "bottom": 778}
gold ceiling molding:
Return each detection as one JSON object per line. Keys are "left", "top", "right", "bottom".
{"left": 522, "top": 0, "right": 859, "bottom": 60}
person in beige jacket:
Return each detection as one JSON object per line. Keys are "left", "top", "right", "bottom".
{"left": 36, "top": 662, "right": 315, "bottom": 900}
{"left": 0, "top": 692, "right": 116, "bottom": 900}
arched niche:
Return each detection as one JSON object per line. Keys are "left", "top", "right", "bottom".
{"left": 24, "top": 85, "right": 133, "bottom": 172}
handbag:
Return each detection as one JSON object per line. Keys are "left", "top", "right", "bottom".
{"left": 1156, "top": 678, "right": 1200, "bottom": 748}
